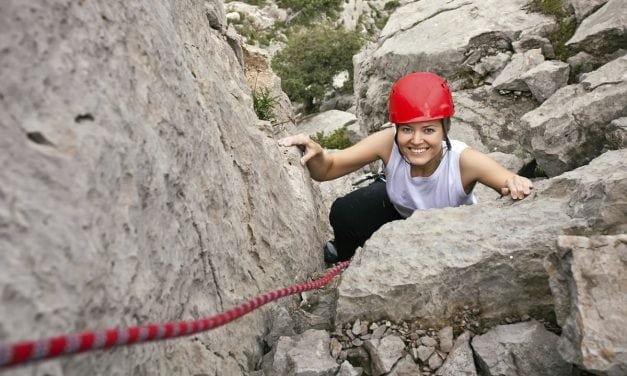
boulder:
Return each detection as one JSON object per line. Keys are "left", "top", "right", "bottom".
{"left": 545, "top": 235, "right": 627, "bottom": 375}
{"left": 388, "top": 355, "right": 422, "bottom": 376}
{"left": 471, "top": 321, "right": 573, "bottom": 375}
{"left": 520, "top": 60, "right": 571, "bottom": 103}
{"left": 0, "top": 1, "right": 329, "bottom": 374}
{"left": 520, "top": 54, "right": 627, "bottom": 177}
{"left": 492, "top": 49, "right": 546, "bottom": 91}
{"left": 338, "top": 360, "right": 364, "bottom": 376}
{"left": 435, "top": 332, "right": 477, "bottom": 376}
{"left": 335, "top": 149, "right": 627, "bottom": 326}
{"left": 364, "top": 335, "right": 407, "bottom": 376}
{"left": 512, "top": 35, "right": 555, "bottom": 59}
{"left": 452, "top": 86, "right": 538, "bottom": 159}
{"left": 354, "top": 0, "right": 555, "bottom": 133}
{"left": 566, "top": 0, "right": 627, "bottom": 55}
{"left": 564, "top": 0, "right": 609, "bottom": 24}
{"left": 263, "top": 329, "right": 339, "bottom": 376}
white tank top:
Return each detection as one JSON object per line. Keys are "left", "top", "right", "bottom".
{"left": 384, "top": 139, "right": 477, "bottom": 218}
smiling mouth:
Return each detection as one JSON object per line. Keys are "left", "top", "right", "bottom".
{"left": 407, "top": 146, "right": 429, "bottom": 154}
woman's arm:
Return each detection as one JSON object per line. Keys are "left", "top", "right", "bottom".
{"left": 278, "top": 127, "right": 395, "bottom": 181}
{"left": 460, "top": 148, "right": 533, "bottom": 200}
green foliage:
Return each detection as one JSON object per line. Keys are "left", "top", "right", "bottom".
{"left": 312, "top": 128, "right": 353, "bottom": 150}
{"left": 235, "top": 0, "right": 268, "bottom": 5}
{"left": 272, "top": 24, "right": 364, "bottom": 113}
{"left": 526, "top": 0, "right": 577, "bottom": 61}
{"left": 384, "top": 0, "right": 401, "bottom": 11}
{"left": 253, "top": 88, "right": 278, "bottom": 121}
{"left": 276, "top": 0, "right": 343, "bottom": 25}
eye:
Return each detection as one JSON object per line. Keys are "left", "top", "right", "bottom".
{"left": 400, "top": 126, "right": 413, "bottom": 134}
{"left": 424, "top": 128, "right": 435, "bottom": 134}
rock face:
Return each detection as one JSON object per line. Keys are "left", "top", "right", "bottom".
{"left": 566, "top": 0, "right": 627, "bottom": 55}
{"left": 545, "top": 235, "right": 627, "bottom": 375}
{"left": 521, "top": 54, "right": 627, "bottom": 177}
{"left": 354, "top": 0, "right": 554, "bottom": 133}
{"left": 471, "top": 321, "right": 573, "bottom": 375}
{"left": 336, "top": 149, "right": 627, "bottom": 325}
{"left": 0, "top": 1, "right": 328, "bottom": 375}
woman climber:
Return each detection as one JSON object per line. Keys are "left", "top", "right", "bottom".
{"left": 278, "top": 72, "right": 533, "bottom": 263}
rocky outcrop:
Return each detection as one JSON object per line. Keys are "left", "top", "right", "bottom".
{"left": 471, "top": 321, "right": 573, "bottom": 375}
{"left": 354, "top": 0, "right": 555, "bottom": 133}
{"left": 545, "top": 235, "right": 627, "bottom": 375}
{"left": 0, "top": 1, "right": 328, "bottom": 375}
{"left": 336, "top": 148, "right": 626, "bottom": 326}
{"left": 566, "top": 0, "right": 627, "bottom": 56}
{"left": 521, "top": 54, "right": 627, "bottom": 177}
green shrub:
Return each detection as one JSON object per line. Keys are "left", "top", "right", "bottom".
{"left": 312, "top": 128, "right": 353, "bottom": 150}
{"left": 253, "top": 88, "right": 278, "bottom": 121}
{"left": 272, "top": 24, "right": 364, "bottom": 113}
{"left": 384, "top": 0, "right": 401, "bottom": 11}
{"left": 276, "top": 0, "right": 343, "bottom": 25}
{"left": 526, "top": 0, "right": 576, "bottom": 61}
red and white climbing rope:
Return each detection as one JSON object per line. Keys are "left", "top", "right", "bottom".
{"left": 0, "top": 260, "right": 350, "bottom": 369}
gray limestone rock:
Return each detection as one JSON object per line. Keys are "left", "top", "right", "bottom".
{"left": 521, "top": 60, "right": 570, "bottom": 103}
{"left": 438, "top": 327, "right": 454, "bottom": 353}
{"left": 564, "top": 0, "right": 609, "bottom": 23}
{"left": 566, "top": 0, "right": 627, "bottom": 55}
{"left": 512, "top": 35, "right": 556, "bottom": 59}
{"left": 452, "top": 86, "right": 537, "bottom": 160}
{"left": 436, "top": 332, "right": 477, "bottom": 376}
{"left": 471, "top": 321, "right": 573, "bottom": 376}
{"left": 335, "top": 149, "right": 627, "bottom": 326}
{"left": 364, "top": 335, "right": 407, "bottom": 376}
{"left": 338, "top": 360, "right": 364, "bottom": 376}
{"left": 265, "top": 330, "right": 339, "bottom": 376}
{"left": 389, "top": 355, "right": 422, "bottom": 376}
{"left": 0, "top": 1, "right": 329, "bottom": 375}
{"left": 354, "top": 0, "right": 555, "bottom": 133}
{"left": 520, "top": 54, "right": 627, "bottom": 177}
{"left": 492, "top": 49, "right": 546, "bottom": 91}
{"left": 545, "top": 235, "right": 627, "bottom": 375}
{"left": 606, "top": 117, "right": 627, "bottom": 149}
{"left": 243, "top": 44, "right": 296, "bottom": 135}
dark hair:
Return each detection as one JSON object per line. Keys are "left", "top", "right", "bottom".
{"left": 442, "top": 118, "right": 452, "bottom": 151}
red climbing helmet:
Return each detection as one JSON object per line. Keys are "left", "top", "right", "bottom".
{"left": 388, "top": 72, "right": 455, "bottom": 124}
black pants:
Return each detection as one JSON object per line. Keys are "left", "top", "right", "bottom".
{"left": 329, "top": 180, "right": 404, "bottom": 261}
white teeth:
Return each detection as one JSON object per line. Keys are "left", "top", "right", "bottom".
{"left": 408, "top": 147, "right": 428, "bottom": 154}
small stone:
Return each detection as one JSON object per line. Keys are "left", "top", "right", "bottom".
{"left": 346, "top": 330, "right": 355, "bottom": 340}
{"left": 428, "top": 353, "right": 443, "bottom": 370}
{"left": 352, "top": 338, "right": 363, "bottom": 347}
{"left": 421, "top": 336, "right": 438, "bottom": 347}
{"left": 372, "top": 325, "right": 387, "bottom": 339}
{"left": 417, "top": 345, "right": 435, "bottom": 362}
{"left": 369, "top": 322, "right": 379, "bottom": 331}
{"left": 385, "top": 321, "right": 392, "bottom": 327}
{"left": 352, "top": 319, "right": 362, "bottom": 336}
{"left": 438, "top": 326, "right": 454, "bottom": 353}
{"left": 360, "top": 334, "right": 371, "bottom": 340}
{"left": 330, "top": 338, "right": 342, "bottom": 358}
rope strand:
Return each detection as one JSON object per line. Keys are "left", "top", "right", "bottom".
{"left": 0, "top": 260, "right": 350, "bottom": 369}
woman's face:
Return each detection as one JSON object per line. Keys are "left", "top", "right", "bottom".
{"left": 396, "top": 120, "right": 445, "bottom": 168}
